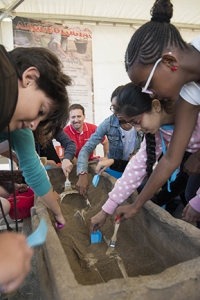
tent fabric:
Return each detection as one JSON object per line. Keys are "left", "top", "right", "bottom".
{"left": 0, "top": 0, "right": 200, "bottom": 28}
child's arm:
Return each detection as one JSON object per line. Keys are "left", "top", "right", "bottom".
{"left": 114, "top": 98, "right": 199, "bottom": 221}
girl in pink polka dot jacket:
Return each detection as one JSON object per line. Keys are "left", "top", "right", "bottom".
{"left": 90, "top": 83, "right": 200, "bottom": 233}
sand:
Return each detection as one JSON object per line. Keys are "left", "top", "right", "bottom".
{"left": 49, "top": 171, "right": 166, "bottom": 286}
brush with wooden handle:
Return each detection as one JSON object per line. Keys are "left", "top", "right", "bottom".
{"left": 109, "top": 215, "right": 121, "bottom": 248}
{"left": 64, "top": 177, "right": 72, "bottom": 192}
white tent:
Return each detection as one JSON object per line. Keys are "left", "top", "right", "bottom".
{"left": 0, "top": 0, "right": 200, "bottom": 156}
{"left": 0, "top": 0, "right": 200, "bottom": 29}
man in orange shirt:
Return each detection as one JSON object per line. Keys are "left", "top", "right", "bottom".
{"left": 64, "top": 104, "right": 108, "bottom": 164}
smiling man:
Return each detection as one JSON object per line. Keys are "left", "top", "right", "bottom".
{"left": 64, "top": 104, "right": 108, "bottom": 161}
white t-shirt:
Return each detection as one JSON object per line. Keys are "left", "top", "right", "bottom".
{"left": 119, "top": 126, "right": 136, "bottom": 161}
{"left": 180, "top": 35, "right": 200, "bottom": 105}
{"left": 0, "top": 140, "right": 9, "bottom": 153}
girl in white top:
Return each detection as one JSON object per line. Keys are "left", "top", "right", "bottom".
{"left": 110, "top": 0, "right": 200, "bottom": 225}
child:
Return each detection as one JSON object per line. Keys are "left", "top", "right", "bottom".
{"left": 0, "top": 44, "right": 71, "bottom": 292}
{"left": 117, "top": 0, "right": 200, "bottom": 223}
{"left": 76, "top": 85, "right": 143, "bottom": 197}
{"left": 90, "top": 83, "right": 200, "bottom": 233}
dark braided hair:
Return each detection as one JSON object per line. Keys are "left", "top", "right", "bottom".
{"left": 145, "top": 133, "right": 156, "bottom": 178}
{"left": 125, "top": 0, "right": 188, "bottom": 70}
{"left": 115, "top": 82, "right": 173, "bottom": 177}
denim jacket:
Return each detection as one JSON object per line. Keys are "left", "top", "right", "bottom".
{"left": 77, "top": 114, "right": 143, "bottom": 174}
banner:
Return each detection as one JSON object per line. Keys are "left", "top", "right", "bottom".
{"left": 12, "top": 17, "right": 94, "bottom": 123}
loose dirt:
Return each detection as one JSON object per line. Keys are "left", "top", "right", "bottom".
{"left": 49, "top": 171, "right": 166, "bottom": 286}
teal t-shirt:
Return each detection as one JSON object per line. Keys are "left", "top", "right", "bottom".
{"left": 0, "top": 128, "right": 51, "bottom": 196}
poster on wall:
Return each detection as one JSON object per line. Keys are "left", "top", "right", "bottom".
{"left": 12, "top": 17, "right": 94, "bottom": 123}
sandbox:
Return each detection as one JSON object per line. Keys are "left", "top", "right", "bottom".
{"left": 31, "top": 163, "right": 200, "bottom": 300}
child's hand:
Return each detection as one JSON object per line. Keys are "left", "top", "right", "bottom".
{"left": 0, "top": 232, "right": 33, "bottom": 292}
{"left": 182, "top": 203, "right": 200, "bottom": 223}
{"left": 76, "top": 174, "right": 89, "bottom": 198}
{"left": 54, "top": 213, "right": 66, "bottom": 228}
{"left": 98, "top": 156, "right": 108, "bottom": 161}
{"left": 113, "top": 203, "right": 139, "bottom": 222}
{"left": 95, "top": 159, "right": 114, "bottom": 174}
{"left": 90, "top": 210, "right": 107, "bottom": 234}
{"left": 62, "top": 158, "right": 73, "bottom": 177}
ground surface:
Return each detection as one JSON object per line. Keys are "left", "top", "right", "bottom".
{"left": 50, "top": 173, "right": 186, "bottom": 286}
{"left": 0, "top": 164, "right": 188, "bottom": 299}
{"left": 0, "top": 217, "right": 40, "bottom": 300}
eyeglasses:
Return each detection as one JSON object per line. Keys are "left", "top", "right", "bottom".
{"left": 142, "top": 58, "right": 162, "bottom": 95}
{"left": 110, "top": 105, "right": 117, "bottom": 112}
{"left": 127, "top": 113, "right": 145, "bottom": 127}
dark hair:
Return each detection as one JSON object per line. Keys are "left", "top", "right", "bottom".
{"left": 145, "top": 133, "right": 156, "bottom": 178}
{"left": 115, "top": 84, "right": 152, "bottom": 116}
{"left": 115, "top": 82, "right": 174, "bottom": 177}
{"left": 9, "top": 47, "right": 72, "bottom": 145}
{"left": 69, "top": 103, "right": 85, "bottom": 115}
{"left": 110, "top": 85, "right": 124, "bottom": 101}
{"left": 125, "top": 0, "right": 188, "bottom": 70}
{"left": 115, "top": 82, "right": 174, "bottom": 116}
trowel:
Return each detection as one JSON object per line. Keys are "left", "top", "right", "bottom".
{"left": 92, "top": 174, "right": 100, "bottom": 187}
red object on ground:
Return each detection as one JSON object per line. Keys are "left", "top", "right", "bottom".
{"left": 7, "top": 188, "right": 34, "bottom": 220}
{"left": 115, "top": 215, "right": 121, "bottom": 222}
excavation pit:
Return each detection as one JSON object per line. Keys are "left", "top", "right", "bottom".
{"left": 32, "top": 164, "right": 200, "bottom": 300}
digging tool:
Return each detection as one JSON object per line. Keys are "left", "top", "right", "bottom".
{"left": 92, "top": 174, "right": 100, "bottom": 187}
{"left": 109, "top": 215, "right": 121, "bottom": 248}
{"left": 64, "top": 177, "right": 72, "bottom": 192}
{"left": 27, "top": 217, "right": 48, "bottom": 247}
{"left": 90, "top": 230, "right": 102, "bottom": 244}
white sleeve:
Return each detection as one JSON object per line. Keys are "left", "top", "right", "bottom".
{"left": 180, "top": 82, "right": 200, "bottom": 106}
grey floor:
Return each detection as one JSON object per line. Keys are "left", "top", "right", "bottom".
{"left": 0, "top": 217, "right": 40, "bottom": 300}
{"left": 0, "top": 157, "right": 40, "bottom": 300}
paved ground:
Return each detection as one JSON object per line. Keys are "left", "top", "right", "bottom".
{"left": 0, "top": 217, "right": 40, "bottom": 300}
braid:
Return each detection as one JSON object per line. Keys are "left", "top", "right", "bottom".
{"left": 125, "top": 0, "right": 188, "bottom": 70}
{"left": 145, "top": 133, "right": 156, "bottom": 178}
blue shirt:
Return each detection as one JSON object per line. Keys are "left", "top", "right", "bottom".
{"left": 0, "top": 128, "right": 51, "bottom": 196}
{"left": 77, "top": 114, "right": 143, "bottom": 174}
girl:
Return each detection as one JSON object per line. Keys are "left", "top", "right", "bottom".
{"left": 90, "top": 83, "right": 200, "bottom": 233}
{"left": 76, "top": 85, "right": 143, "bottom": 197}
{"left": 117, "top": 0, "right": 200, "bottom": 223}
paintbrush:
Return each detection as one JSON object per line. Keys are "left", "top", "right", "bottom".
{"left": 109, "top": 215, "right": 121, "bottom": 248}
{"left": 64, "top": 177, "right": 72, "bottom": 192}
